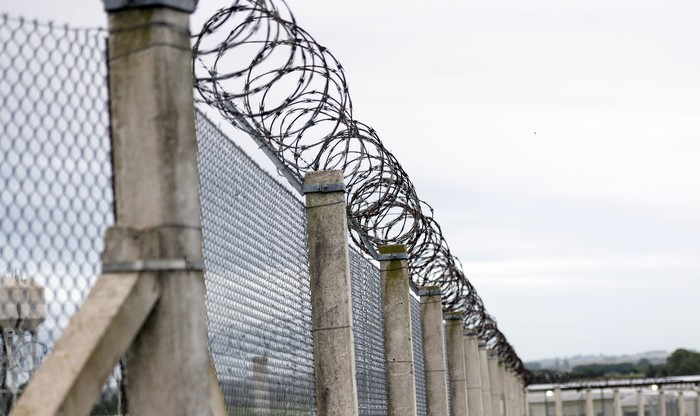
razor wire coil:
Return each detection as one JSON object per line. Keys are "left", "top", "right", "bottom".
{"left": 193, "top": 0, "right": 531, "bottom": 380}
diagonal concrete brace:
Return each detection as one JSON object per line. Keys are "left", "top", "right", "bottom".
{"left": 10, "top": 272, "right": 160, "bottom": 416}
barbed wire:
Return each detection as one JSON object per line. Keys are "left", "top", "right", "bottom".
{"left": 192, "top": 0, "right": 531, "bottom": 382}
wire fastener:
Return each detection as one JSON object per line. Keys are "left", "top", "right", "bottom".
{"left": 102, "top": 258, "right": 203, "bottom": 273}
{"left": 302, "top": 182, "right": 346, "bottom": 194}
{"left": 378, "top": 252, "right": 407, "bottom": 261}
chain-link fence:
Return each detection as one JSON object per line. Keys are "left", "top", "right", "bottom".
{"left": 0, "top": 14, "right": 120, "bottom": 415}
{"left": 196, "top": 112, "right": 317, "bottom": 414}
{"left": 350, "top": 249, "right": 389, "bottom": 415}
{"left": 1, "top": 12, "right": 442, "bottom": 416}
{"left": 197, "top": 110, "right": 396, "bottom": 415}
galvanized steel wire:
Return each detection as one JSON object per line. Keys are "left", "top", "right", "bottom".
{"left": 193, "top": 0, "right": 531, "bottom": 380}
{"left": 0, "top": 14, "right": 122, "bottom": 414}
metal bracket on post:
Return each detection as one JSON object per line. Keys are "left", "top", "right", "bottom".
{"left": 418, "top": 288, "right": 443, "bottom": 297}
{"left": 103, "top": 0, "right": 197, "bottom": 12}
{"left": 302, "top": 182, "right": 346, "bottom": 194}
{"left": 464, "top": 328, "right": 479, "bottom": 337}
{"left": 377, "top": 252, "right": 407, "bottom": 261}
{"left": 443, "top": 312, "right": 463, "bottom": 321}
{"left": 103, "top": 258, "right": 204, "bottom": 273}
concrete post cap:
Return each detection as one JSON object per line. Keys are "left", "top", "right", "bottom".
{"left": 463, "top": 328, "right": 479, "bottom": 336}
{"left": 443, "top": 311, "right": 462, "bottom": 320}
{"left": 103, "top": 0, "right": 197, "bottom": 13}
{"left": 418, "top": 285, "right": 442, "bottom": 296}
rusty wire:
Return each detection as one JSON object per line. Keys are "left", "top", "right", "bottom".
{"left": 192, "top": 0, "right": 531, "bottom": 381}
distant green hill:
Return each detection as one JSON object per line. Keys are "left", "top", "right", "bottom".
{"left": 525, "top": 350, "right": 668, "bottom": 371}
{"left": 527, "top": 349, "right": 700, "bottom": 383}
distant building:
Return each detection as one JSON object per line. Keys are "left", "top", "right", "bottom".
{"left": 528, "top": 376, "right": 700, "bottom": 416}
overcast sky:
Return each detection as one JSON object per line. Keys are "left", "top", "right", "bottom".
{"left": 4, "top": 1, "right": 700, "bottom": 362}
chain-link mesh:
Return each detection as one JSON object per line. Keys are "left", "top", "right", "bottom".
{"left": 1, "top": 12, "right": 446, "bottom": 416}
{"left": 196, "top": 111, "right": 317, "bottom": 414}
{"left": 0, "top": 14, "right": 121, "bottom": 415}
{"left": 410, "top": 287, "right": 428, "bottom": 416}
{"left": 0, "top": 15, "right": 119, "bottom": 415}
{"left": 350, "top": 249, "right": 389, "bottom": 415}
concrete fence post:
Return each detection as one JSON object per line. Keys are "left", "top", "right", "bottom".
{"left": 637, "top": 389, "right": 644, "bottom": 416}
{"left": 519, "top": 376, "right": 526, "bottom": 416}
{"left": 499, "top": 360, "right": 510, "bottom": 416}
{"left": 380, "top": 244, "right": 418, "bottom": 416}
{"left": 508, "top": 372, "right": 520, "bottom": 416}
{"left": 479, "top": 343, "right": 493, "bottom": 416}
{"left": 304, "top": 170, "right": 360, "bottom": 416}
{"left": 104, "top": 2, "right": 210, "bottom": 414}
{"left": 660, "top": 390, "right": 666, "bottom": 416}
{"left": 419, "top": 286, "right": 449, "bottom": 416}
{"left": 463, "top": 330, "right": 483, "bottom": 416}
{"left": 554, "top": 386, "right": 563, "bottom": 416}
{"left": 503, "top": 367, "right": 514, "bottom": 416}
{"left": 586, "top": 389, "right": 594, "bottom": 416}
{"left": 524, "top": 384, "right": 529, "bottom": 416}
{"left": 679, "top": 391, "right": 686, "bottom": 416}
{"left": 613, "top": 389, "right": 622, "bottom": 416}
{"left": 696, "top": 389, "right": 700, "bottom": 416}
{"left": 488, "top": 352, "right": 504, "bottom": 416}
{"left": 445, "top": 313, "right": 469, "bottom": 416}
{"left": 11, "top": 3, "right": 219, "bottom": 413}
{"left": 508, "top": 371, "right": 518, "bottom": 416}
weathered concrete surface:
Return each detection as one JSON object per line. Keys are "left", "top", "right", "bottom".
{"left": 305, "top": 170, "right": 359, "bottom": 416}
{"left": 380, "top": 245, "right": 417, "bottom": 416}
{"left": 613, "top": 389, "right": 622, "bottom": 416}
{"left": 445, "top": 313, "right": 469, "bottom": 416}
{"left": 108, "top": 8, "right": 202, "bottom": 229}
{"left": 209, "top": 360, "right": 227, "bottom": 416}
{"left": 554, "top": 387, "right": 563, "bottom": 416}
{"left": 463, "top": 332, "right": 484, "bottom": 416}
{"left": 679, "top": 391, "right": 686, "bottom": 416}
{"left": 636, "top": 389, "right": 644, "bottom": 416}
{"left": 506, "top": 371, "right": 522, "bottom": 416}
{"left": 420, "top": 287, "right": 449, "bottom": 416}
{"left": 586, "top": 389, "right": 594, "bottom": 416}
{"left": 488, "top": 352, "right": 504, "bottom": 416}
{"left": 514, "top": 374, "right": 525, "bottom": 416}
{"left": 106, "top": 7, "right": 210, "bottom": 415}
{"left": 479, "top": 344, "right": 493, "bottom": 416}
{"left": 503, "top": 370, "right": 514, "bottom": 416}
{"left": 10, "top": 272, "right": 159, "bottom": 416}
